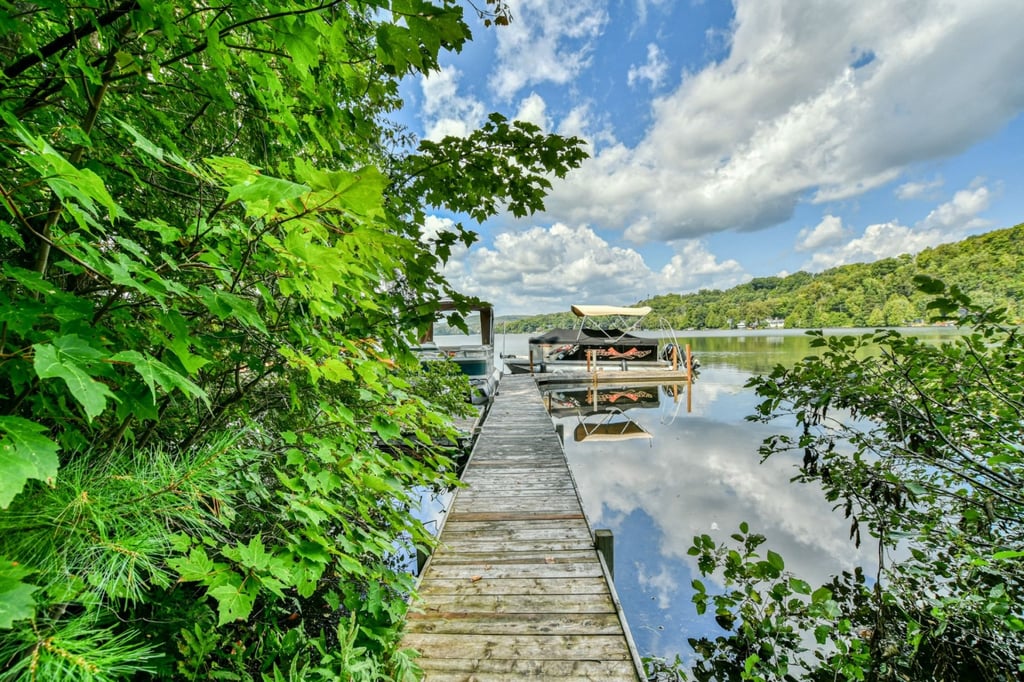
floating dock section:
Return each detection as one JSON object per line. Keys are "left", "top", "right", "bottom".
{"left": 403, "top": 374, "right": 644, "bottom": 680}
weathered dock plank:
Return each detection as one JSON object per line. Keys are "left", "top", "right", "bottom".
{"left": 411, "top": 593, "right": 614, "bottom": 614}
{"left": 423, "top": 561, "right": 605, "bottom": 580}
{"left": 405, "top": 612, "right": 624, "bottom": 635}
{"left": 416, "top": 576, "right": 610, "bottom": 597}
{"left": 441, "top": 522, "right": 593, "bottom": 541}
{"left": 436, "top": 540, "right": 598, "bottom": 554}
{"left": 415, "top": 656, "right": 640, "bottom": 680}
{"left": 404, "top": 375, "right": 644, "bottom": 681}
{"left": 403, "top": 633, "right": 633, "bottom": 660}
{"left": 448, "top": 497, "right": 583, "bottom": 513}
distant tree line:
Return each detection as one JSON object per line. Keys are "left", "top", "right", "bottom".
{"left": 501, "top": 224, "right": 1024, "bottom": 331}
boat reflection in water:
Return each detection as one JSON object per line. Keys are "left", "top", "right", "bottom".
{"left": 573, "top": 415, "right": 652, "bottom": 444}
{"left": 544, "top": 383, "right": 673, "bottom": 446}
{"left": 545, "top": 383, "right": 662, "bottom": 416}
{"left": 545, "top": 381, "right": 693, "bottom": 443}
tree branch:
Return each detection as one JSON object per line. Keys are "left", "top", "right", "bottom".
{"left": 151, "top": 1, "right": 342, "bottom": 74}
{"left": 33, "top": 44, "right": 120, "bottom": 276}
{"left": 1, "top": 1, "right": 140, "bottom": 82}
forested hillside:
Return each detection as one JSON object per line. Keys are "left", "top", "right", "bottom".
{"left": 501, "top": 224, "right": 1023, "bottom": 331}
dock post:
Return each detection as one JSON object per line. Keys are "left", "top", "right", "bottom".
{"left": 595, "top": 528, "right": 614, "bottom": 580}
{"left": 687, "top": 343, "right": 694, "bottom": 413}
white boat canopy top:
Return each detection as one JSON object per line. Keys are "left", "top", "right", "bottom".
{"left": 571, "top": 305, "right": 652, "bottom": 318}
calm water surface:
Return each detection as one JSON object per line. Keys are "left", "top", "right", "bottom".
{"left": 431, "top": 328, "right": 957, "bottom": 663}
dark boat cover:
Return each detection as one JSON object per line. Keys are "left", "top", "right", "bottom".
{"left": 529, "top": 327, "right": 658, "bottom": 363}
{"left": 546, "top": 385, "right": 661, "bottom": 418}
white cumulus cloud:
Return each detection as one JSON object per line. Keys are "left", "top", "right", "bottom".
{"left": 628, "top": 43, "right": 669, "bottom": 89}
{"left": 419, "top": 66, "right": 486, "bottom": 140}
{"left": 895, "top": 176, "right": 944, "bottom": 200}
{"left": 795, "top": 215, "right": 850, "bottom": 252}
{"left": 436, "top": 223, "right": 751, "bottom": 315}
{"left": 654, "top": 240, "right": 749, "bottom": 292}
{"left": 800, "top": 183, "right": 994, "bottom": 271}
{"left": 918, "top": 183, "right": 993, "bottom": 231}
{"left": 490, "top": 0, "right": 609, "bottom": 101}
{"left": 514, "top": 92, "right": 551, "bottom": 130}
{"left": 538, "top": 0, "right": 1024, "bottom": 242}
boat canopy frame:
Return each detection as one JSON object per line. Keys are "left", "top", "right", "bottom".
{"left": 569, "top": 304, "right": 652, "bottom": 345}
{"left": 570, "top": 304, "right": 652, "bottom": 318}
{"left": 420, "top": 300, "right": 495, "bottom": 346}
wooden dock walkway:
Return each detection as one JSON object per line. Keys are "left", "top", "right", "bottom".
{"left": 403, "top": 375, "right": 645, "bottom": 681}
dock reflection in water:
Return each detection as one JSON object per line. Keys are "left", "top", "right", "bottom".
{"left": 541, "top": 367, "right": 877, "bottom": 665}
{"left": 545, "top": 384, "right": 661, "bottom": 445}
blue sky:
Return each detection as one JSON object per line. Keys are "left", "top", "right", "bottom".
{"left": 399, "top": 0, "right": 1024, "bottom": 316}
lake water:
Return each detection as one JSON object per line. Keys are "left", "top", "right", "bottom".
{"left": 429, "top": 328, "right": 958, "bottom": 665}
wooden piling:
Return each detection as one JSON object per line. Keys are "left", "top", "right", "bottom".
{"left": 594, "top": 529, "right": 614, "bottom": 581}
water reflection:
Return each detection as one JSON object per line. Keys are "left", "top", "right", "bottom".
{"left": 545, "top": 367, "right": 878, "bottom": 661}
{"left": 571, "top": 412, "right": 653, "bottom": 444}
{"left": 545, "top": 384, "right": 662, "bottom": 416}
{"left": 435, "top": 329, "right": 959, "bottom": 663}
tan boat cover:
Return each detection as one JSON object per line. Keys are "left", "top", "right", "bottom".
{"left": 571, "top": 305, "right": 652, "bottom": 317}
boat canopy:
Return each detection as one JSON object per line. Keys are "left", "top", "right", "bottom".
{"left": 421, "top": 300, "right": 495, "bottom": 345}
{"left": 571, "top": 304, "right": 652, "bottom": 318}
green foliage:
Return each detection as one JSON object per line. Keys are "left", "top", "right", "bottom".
{"left": 0, "top": 560, "right": 38, "bottom": 630}
{"left": 0, "top": 417, "right": 60, "bottom": 508}
{"left": 406, "top": 360, "right": 478, "bottom": 425}
{"left": 502, "top": 225, "right": 1024, "bottom": 331}
{"left": 701, "top": 279, "right": 1024, "bottom": 681}
{"left": 0, "top": 1, "right": 584, "bottom": 679}
{"left": 663, "top": 525, "right": 872, "bottom": 682}
{"left": 654, "top": 279, "right": 1021, "bottom": 681}
{"left": 403, "top": 113, "right": 587, "bottom": 222}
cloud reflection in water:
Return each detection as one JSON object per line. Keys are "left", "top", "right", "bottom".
{"left": 550, "top": 365, "right": 877, "bottom": 660}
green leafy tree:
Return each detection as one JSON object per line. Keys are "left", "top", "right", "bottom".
{"left": 661, "top": 526, "right": 873, "bottom": 682}
{"left": 866, "top": 307, "right": 886, "bottom": 327}
{"left": 881, "top": 293, "right": 916, "bottom": 326}
{"left": 725, "top": 277, "right": 1023, "bottom": 681}
{"left": 0, "top": 1, "right": 584, "bottom": 679}
{"left": 652, "top": 277, "right": 1022, "bottom": 681}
